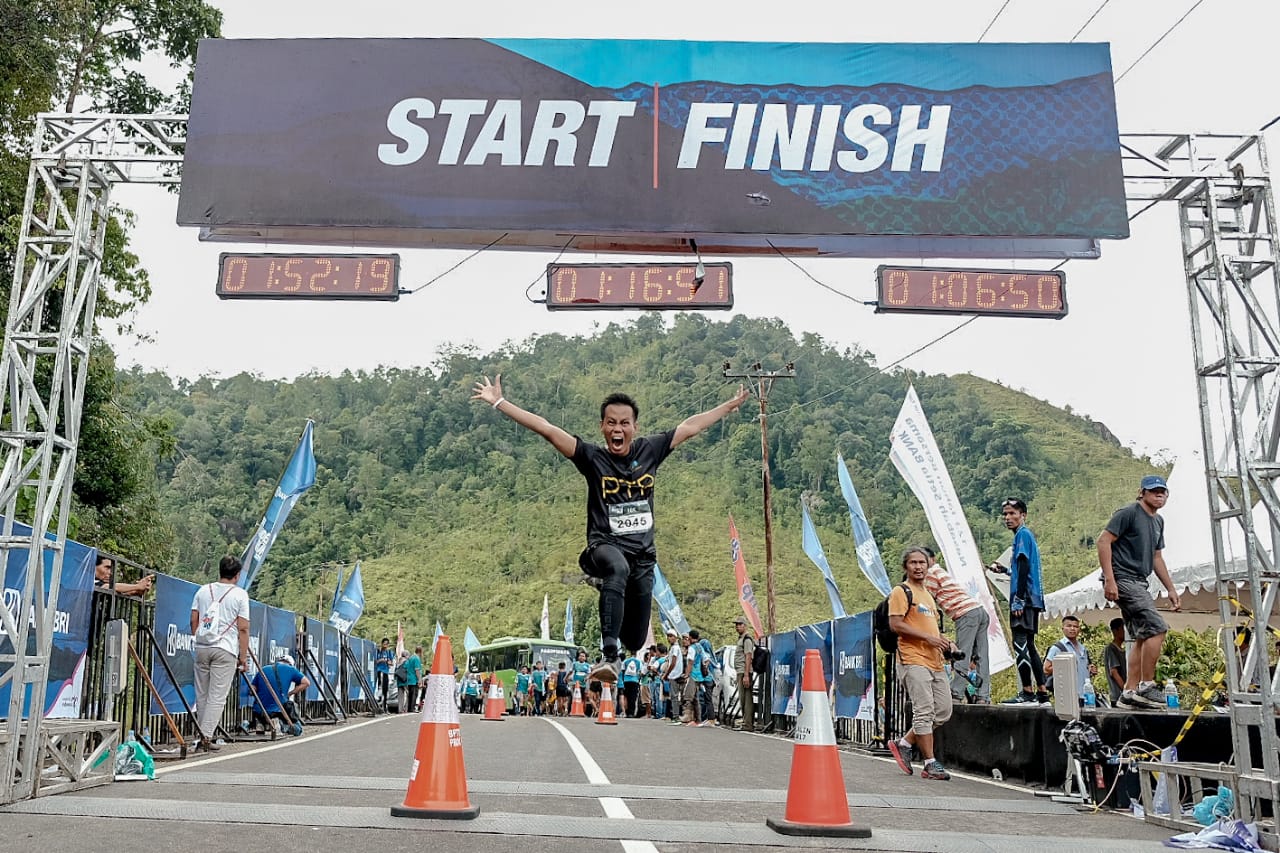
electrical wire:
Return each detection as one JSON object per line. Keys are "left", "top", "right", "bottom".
{"left": 977, "top": 0, "right": 1014, "bottom": 42}
{"left": 765, "top": 240, "right": 874, "bottom": 305}
{"left": 1115, "top": 0, "right": 1208, "bottom": 83}
{"left": 1070, "top": 0, "right": 1111, "bottom": 41}
{"left": 399, "top": 232, "right": 509, "bottom": 296}
{"left": 525, "top": 234, "right": 578, "bottom": 303}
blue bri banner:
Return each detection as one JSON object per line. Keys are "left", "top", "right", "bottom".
{"left": 768, "top": 631, "right": 797, "bottom": 716}
{"left": 801, "top": 504, "right": 847, "bottom": 618}
{"left": 150, "top": 573, "right": 200, "bottom": 716}
{"left": 0, "top": 516, "right": 95, "bottom": 719}
{"left": 239, "top": 420, "right": 317, "bottom": 591}
{"left": 832, "top": 612, "right": 875, "bottom": 721}
{"left": 837, "top": 454, "right": 892, "bottom": 596}
{"left": 328, "top": 561, "right": 364, "bottom": 634}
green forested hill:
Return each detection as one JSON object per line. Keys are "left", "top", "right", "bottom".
{"left": 123, "top": 314, "right": 1162, "bottom": 649}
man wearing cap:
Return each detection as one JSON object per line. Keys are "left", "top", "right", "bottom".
{"left": 1099, "top": 475, "right": 1181, "bottom": 709}
{"left": 250, "top": 653, "right": 310, "bottom": 735}
{"left": 733, "top": 616, "right": 758, "bottom": 732}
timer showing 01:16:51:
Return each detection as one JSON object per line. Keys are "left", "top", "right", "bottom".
{"left": 874, "top": 265, "right": 1067, "bottom": 319}
{"left": 216, "top": 253, "right": 401, "bottom": 301}
{"left": 545, "top": 262, "right": 733, "bottom": 311}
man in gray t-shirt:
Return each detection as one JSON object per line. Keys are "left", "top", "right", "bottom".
{"left": 1098, "top": 475, "right": 1181, "bottom": 710}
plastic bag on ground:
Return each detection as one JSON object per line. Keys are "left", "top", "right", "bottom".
{"left": 1163, "top": 819, "right": 1262, "bottom": 851}
{"left": 1152, "top": 746, "right": 1179, "bottom": 816}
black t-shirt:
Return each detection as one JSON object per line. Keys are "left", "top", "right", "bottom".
{"left": 572, "top": 430, "right": 676, "bottom": 558}
{"left": 1104, "top": 501, "right": 1165, "bottom": 581}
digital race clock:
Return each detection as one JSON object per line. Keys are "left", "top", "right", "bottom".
{"left": 545, "top": 262, "right": 733, "bottom": 311}
{"left": 874, "top": 266, "right": 1067, "bottom": 319}
{"left": 217, "top": 253, "right": 401, "bottom": 301}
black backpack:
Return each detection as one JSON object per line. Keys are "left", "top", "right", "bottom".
{"left": 751, "top": 644, "right": 770, "bottom": 675}
{"left": 873, "top": 584, "right": 913, "bottom": 653}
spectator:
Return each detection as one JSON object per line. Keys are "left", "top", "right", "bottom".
{"left": 886, "top": 547, "right": 957, "bottom": 781}
{"left": 1104, "top": 617, "right": 1127, "bottom": 705}
{"left": 663, "top": 631, "right": 687, "bottom": 724}
{"left": 990, "top": 498, "right": 1049, "bottom": 704}
{"left": 649, "top": 644, "right": 669, "bottom": 719}
{"left": 919, "top": 547, "right": 989, "bottom": 703}
{"left": 689, "top": 629, "right": 716, "bottom": 726}
{"left": 530, "top": 661, "right": 547, "bottom": 716}
{"left": 554, "top": 662, "right": 571, "bottom": 715}
{"left": 620, "top": 652, "right": 642, "bottom": 717}
{"left": 189, "top": 555, "right": 250, "bottom": 751}
{"left": 94, "top": 556, "right": 153, "bottom": 598}
{"left": 1098, "top": 475, "right": 1181, "bottom": 709}
{"left": 250, "top": 653, "right": 309, "bottom": 735}
{"left": 461, "top": 669, "right": 482, "bottom": 714}
{"left": 374, "top": 637, "right": 394, "bottom": 711}
{"left": 1044, "top": 615, "right": 1098, "bottom": 700}
{"left": 733, "top": 616, "right": 758, "bottom": 733}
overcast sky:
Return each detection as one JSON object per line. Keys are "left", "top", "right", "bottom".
{"left": 104, "top": 0, "right": 1280, "bottom": 463}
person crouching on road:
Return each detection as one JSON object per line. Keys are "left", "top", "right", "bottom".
{"left": 886, "top": 547, "right": 958, "bottom": 781}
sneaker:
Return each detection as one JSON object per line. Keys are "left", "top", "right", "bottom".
{"left": 1001, "top": 692, "right": 1037, "bottom": 704}
{"left": 1127, "top": 684, "right": 1165, "bottom": 710}
{"left": 921, "top": 760, "right": 951, "bottom": 781}
{"left": 1138, "top": 682, "right": 1166, "bottom": 704}
{"left": 887, "top": 739, "right": 913, "bottom": 775}
{"left": 1035, "top": 691, "right": 1052, "bottom": 704}
{"left": 589, "top": 659, "right": 619, "bottom": 685}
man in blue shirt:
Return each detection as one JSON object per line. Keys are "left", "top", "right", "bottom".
{"left": 374, "top": 638, "right": 394, "bottom": 711}
{"left": 251, "top": 653, "right": 310, "bottom": 735}
{"left": 620, "top": 653, "right": 642, "bottom": 717}
{"left": 403, "top": 646, "right": 424, "bottom": 714}
{"left": 990, "top": 498, "right": 1049, "bottom": 704}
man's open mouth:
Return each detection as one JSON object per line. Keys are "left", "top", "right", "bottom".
{"left": 610, "top": 436, "right": 625, "bottom": 450}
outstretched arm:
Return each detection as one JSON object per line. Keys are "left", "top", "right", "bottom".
{"left": 671, "top": 384, "right": 750, "bottom": 449}
{"left": 472, "top": 374, "right": 576, "bottom": 458}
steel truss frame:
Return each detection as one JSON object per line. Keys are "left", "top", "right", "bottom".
{"left": 0, "top": 114, "right": 182, "bottom": 803}
{"left": 0, "top": 117, "right": 1275, "bottom": 842}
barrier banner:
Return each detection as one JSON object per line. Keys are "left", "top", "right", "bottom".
{"left": 263, "top": 605, "right": 297, "bottom": 664}
{"left": 832, "top": 612, "right": 875, "bottom": 721}
{"left": 792, "top": 620, "right": 833, "bottom": 715}
{"left": 237, "top": 601, "right": 267, "bottom": 707}
{"left": 890, "top": 386, "right": 1014, "bottom": 673}
{"left": 179, "top": 39, "right": 1126, "bottom": 258}
{"left": 768, "top": 631, "right": 796, "bottom": 716}
{"left": 302, "top": 617, "right": 323, "bottom": 701}
{"left": 321, "top": 623, "right": 341, "bottom": 698}
{"left": 347, "top": 637, "right": 370, "bottom": 701}
{"left": 150, "top": 573, "right": 200, "bottom": 716}
{"left": 0, "top": 517, "right": 95, "bottom": 718}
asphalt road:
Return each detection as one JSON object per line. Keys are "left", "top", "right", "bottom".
{"left": 0, "top": 708, "right": 1179, "bottom": 852}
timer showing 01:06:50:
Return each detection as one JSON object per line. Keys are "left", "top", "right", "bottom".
{"left": 874, "top": 265, "right": 1067, "bottom": 319}
{"left": 216, "top": 253, "right": 401, "bottom": 301}
{"left": 545, "top": 262, "right": 733, "bottom": 311}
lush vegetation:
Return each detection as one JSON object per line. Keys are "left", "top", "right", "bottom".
{"left": 118, "top": 314, "right": 1163, "bottom": 656}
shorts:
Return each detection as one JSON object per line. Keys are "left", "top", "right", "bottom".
{"left": 589, "top": 680, "right": 602, "bottom": 693}
{"left": 1116, "top": 577, "right": 1168, "bottom": 640}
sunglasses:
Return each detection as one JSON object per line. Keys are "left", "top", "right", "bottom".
{"left": 1001, "top": 499, "right": 1026, "bottom": 510}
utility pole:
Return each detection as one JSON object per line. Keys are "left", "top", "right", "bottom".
{"left": 723, "top": 361, "right": 795, "bottom": 635}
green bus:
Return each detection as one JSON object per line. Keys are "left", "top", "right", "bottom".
{"left": 465, "top": 637, "right": 580, "bottom": 712}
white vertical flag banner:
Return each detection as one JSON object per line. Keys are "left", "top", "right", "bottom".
{"left": 540, "top": 594, "right": 551, "bottom": 641}
{"left": 889, "top": 386, "right": 1013, "bottom": 673}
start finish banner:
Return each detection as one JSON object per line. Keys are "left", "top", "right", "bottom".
{"left": 178, "top": 39, "right": 1127, "bottom": 256}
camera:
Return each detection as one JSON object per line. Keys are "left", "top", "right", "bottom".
{"left": 943, "top": 649, "right": 966, "bottom": 663}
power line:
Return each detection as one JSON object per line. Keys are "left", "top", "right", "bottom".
{"left": 399, "top": 233, "right": 509, "bottom": 295}
{"left": 1070, "top": 0, "right": 1111, "bottom": 41}
{"left": 1115, "top": 0, "right": 1207, "bottom": 83}
{"left": 978, "top": 0, "right": 1014, "bottom": 42}
{"left": 765, "top": 240, "right": 873, "bottom": 305}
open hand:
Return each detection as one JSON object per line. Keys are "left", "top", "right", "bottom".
{"left": 726, "top": 384, "right": 749, "bottom": 413}
{"left": 472, "top": 374, "right": 503, "bottom": 406}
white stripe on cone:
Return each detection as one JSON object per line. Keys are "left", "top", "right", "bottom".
{"left": 420, "top": 673, "right": 461, "bottom": 724}
{"left": 793, "top": 689, "right": 836, "bottom": 747}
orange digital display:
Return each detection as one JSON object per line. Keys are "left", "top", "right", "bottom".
{"left": 875, "top": 265, "right": 1067, "bottom": 318}
{"left": 217, "top": 253, "right": 400, "bottom": 301}
{"left": 545, "top": 263, "right": 733, "bottom": 311}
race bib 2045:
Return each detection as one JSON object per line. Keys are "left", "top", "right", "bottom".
{"left": 608, "top": 500, "right": 653, "bottom": 535}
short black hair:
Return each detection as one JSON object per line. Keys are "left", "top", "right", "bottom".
{"left": 1109, "top": 618, "right": 1124, "bottom": 632}
{"left": 688, "top": 629, "right": 701, "bottom": 640}
{"left": 218, "top": 555, "right": 242, "bottom": 580}
{"left": 381, "top": 637, "right": 390, "bottom": 644}
{"left": 600, "top": 393, "right": 639, "bottom": 421}
{"left": 1001, "top": 498, "right": 1028, "bottom": 513}
{"left": 1062, "top": 614, "right": 1081, "bottom": 625}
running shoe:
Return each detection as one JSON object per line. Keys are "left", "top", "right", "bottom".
{"left": 921, "top": 760, "right": 951, "bottom": 781}
{"left": 589, "top": 658, "right": 619, "bottom": 684}
{"left": 887, "top": 738, "right": 913, "bottom": 775}
{"left": 1138, "top": 682, "right": 1166, "bottom": 706}
{"left": 1035, "top": 691, "right": 1052, "bottom": 704}
{"left": 1001, "top": 692, "right": 1037, "bottom": 704}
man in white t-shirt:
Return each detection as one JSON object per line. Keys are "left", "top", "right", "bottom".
{"left": 189, "top": 555, "right": 251, "bottom": 750}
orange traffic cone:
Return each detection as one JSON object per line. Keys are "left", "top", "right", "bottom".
{"left": 595, "top": 683, "right": 617, "bottom": 725}
{"left": 482, "top": 679, "right": 505, "bottom": 721}
{"left": 390, "top": 635, "right": 479, "bottom": 820}
{"left": 766, "top": 648, "right": 870, "bottom": 838}
{"left": 569, "top": 683, "right": 586, "bottom": 717}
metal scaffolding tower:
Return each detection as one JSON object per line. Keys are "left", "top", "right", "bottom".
{"left": 1124, "top": 132, "right": 1280, "bottom": 845}
{"left": 0, "top": 114, "right": 183, "bottom": 803}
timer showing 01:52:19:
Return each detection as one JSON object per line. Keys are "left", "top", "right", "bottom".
{"left": 216, "top": 253, "right": 401, "bottom": 301}
{"left": 545, "top": 262, "right": 733, "bottom": 311}
{"left": 874, "top": 265, "right": 1067, "bottom": 319}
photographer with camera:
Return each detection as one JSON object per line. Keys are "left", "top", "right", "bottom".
{"left": 886, "top": 547, "right": 960, "bottom": 782}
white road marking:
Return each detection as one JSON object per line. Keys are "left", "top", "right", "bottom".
{"left": 545, "top": 718, "right": 660, "bottom": 853}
